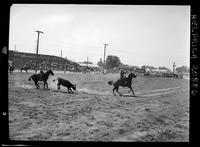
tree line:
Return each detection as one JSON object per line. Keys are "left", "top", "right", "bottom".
{"left": 97, "top": 55, "right": 189, "bottom": 73}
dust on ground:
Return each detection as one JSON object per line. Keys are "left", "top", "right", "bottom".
{"left": 8, "top": 72, "right": 189, "bottom": 141}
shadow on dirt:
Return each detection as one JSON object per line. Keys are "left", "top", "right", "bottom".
{"left": 120, "top": 94, "right": 140, "bottom": 97}
{"left": 119, "top": 94, "right": 149, "bottom": 99}
{"left": 52, "top": 90, "right": 77, "bottom": 94}
{"left": 35, "top": 88, "right": 51, "bottom": 91}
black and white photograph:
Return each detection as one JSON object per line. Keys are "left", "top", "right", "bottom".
{"left": 7, "top": 4, "right": 191, "bottom": 142}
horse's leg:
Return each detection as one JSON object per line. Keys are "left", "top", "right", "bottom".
{"left": 35, "top": 81, "right": 39, "bottom": 89}
{"left": 34, "top": 82, "right": 37, "bottom": 88}
{"left": 37, "top": 82, "right": 40, "bottom": 89}
{"left": 116, "top": 86, "right": 122, "bottom": 96}
{"left": 129, "top": 86, "right": 135, "bottom": 95}
{"left": 67, "top": 88, "right": 71, "bottom": 93}
{"left": 43, "top": 81, "right": 46, "bottom": 89}
{"left": 43, "top": 81, "right": 48, "bottom": 89}
{"left": 46, "top": 82, "right": 48, "bottom": 89}
{"left": 113, "top": 87, "right": 116, "bottom": 96}
{"left": 35, "top": 80, "right": 40, "bottom": 89}
{"left": 57, "top": 84, "right": 61, "bottom": 90}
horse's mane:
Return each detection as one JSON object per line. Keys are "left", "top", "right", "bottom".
{"left": 127, "top": 73, "right": 134, "bottom": 79}
{"left": 44, "top": 69, "right": 53, "bottom": 76}
{"left": 45, "top": 69, "right": 52, "bottom": 74}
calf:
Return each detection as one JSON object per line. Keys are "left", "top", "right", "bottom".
{"left": 53, "top": 77, "right": 76, "bottom": 94}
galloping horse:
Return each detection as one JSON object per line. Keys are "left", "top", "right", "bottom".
{"left": 108, "top": 72, "right": 137, "bottom": 96}
{"left": 28, "top": 69, "right": 54, "bottom": 89}
{"left": 20, "top": 66, "right": 31, "bottom": 73}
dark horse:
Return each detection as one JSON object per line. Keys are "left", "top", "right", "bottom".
{"left": 108, "top": 72, "right": 137, "bottom": 96}
{"left": 20, "top": 66, "right": 31, "bottom": 73}
{"left": 28, "top": 69, "right": 54, "bottom": 89}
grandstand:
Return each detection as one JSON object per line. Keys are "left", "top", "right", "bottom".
{"left": 8, "top": 50, "right": 81, "bottom": 72}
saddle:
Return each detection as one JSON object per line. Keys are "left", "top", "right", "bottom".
{"left": 120, "top": 76, "right": 128, "bottom": 85}
{"left": 38, "top": 71, "right": 45, "bottom": 80}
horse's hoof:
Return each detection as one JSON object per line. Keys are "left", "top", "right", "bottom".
{"left": 118, "top": 93, "right": 122, "bottom": 96}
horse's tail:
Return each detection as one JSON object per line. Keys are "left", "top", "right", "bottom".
{"left": 28, "top": 76, "right": 32, "bottom": 81}
{"left": 108, "top": 81, "right": 114, "bottom": 85}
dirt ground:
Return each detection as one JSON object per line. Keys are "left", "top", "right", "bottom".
{"left": 8, "top": 72, "right": 189, "bottom": 142}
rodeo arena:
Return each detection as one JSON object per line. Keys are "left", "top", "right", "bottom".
{"left": 8, "top": 49, "right": 189, "bottom": 142}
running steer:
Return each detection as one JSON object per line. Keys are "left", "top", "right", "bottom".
{"left": 53, "top": 77, "right": 76, "bottom": 94}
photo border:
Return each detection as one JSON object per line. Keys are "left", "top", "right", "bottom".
{"left": 2, "top": 0, "right": 199, "bottom": 145}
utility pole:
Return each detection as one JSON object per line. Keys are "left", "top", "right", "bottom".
{"left": 35, "top": 30, "right": 43, "bottom": 73}
{"left": 61, "top": 50, "right": 62, "bottom": 58}
{"left": 87, "top": 56, "right": 89, "bottom": 72}
{"left": 173, "top": 62, "right": 176, "bottom": 74}
{"left": 103, "top": 43, "right": 108, "bottom": 74}
{"left": 14, "top": 44, "right": 16, "bottom": 51}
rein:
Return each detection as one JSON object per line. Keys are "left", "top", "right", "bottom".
{"left": 42, "top": 70, "right": 53, "bottom": 79}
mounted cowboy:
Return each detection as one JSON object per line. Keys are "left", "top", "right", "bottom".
{"left": 8, "top": 60, "right": 14, "bottom": 73}
{"left": 120, "top": 69, "right": 126, "bottom": 79}
{"left": 28, "top": 69, "right": 54, "bottom": 89}
{"left": 108, "top": 72, "right": 137, "bottom": 96}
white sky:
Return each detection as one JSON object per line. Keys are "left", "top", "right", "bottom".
{"left": 9, "top": 4, "right": 190, "bottom": 69}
